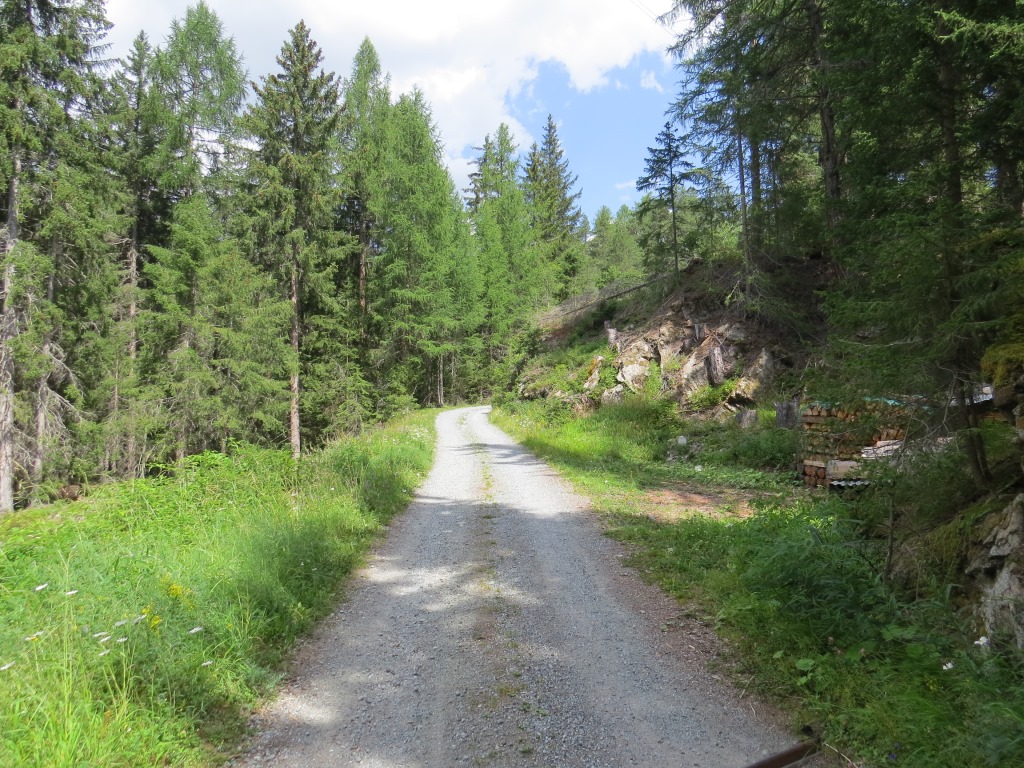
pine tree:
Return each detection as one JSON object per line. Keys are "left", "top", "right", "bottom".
{"left": 238, "top": 21, "right": 350, "bottom": 458}
{"left": 153, "top": 0, "right": 245, "bottom": 197}
{"left": 637, "top": 121, "right": 692, "bottom": 276}
{"left": 366, "top": 90, "right": 468, "bottom": 409}
{"left": 469, "top": 124, "right": 543, "bottom": 392}
{"left": 0, "top": 0, "right": 111, "bottom": 511}
{"left": 339, "top": 37, "right": 391, "bottom": 327}
{"left": 522, "top": 115, "right": 584, "bottom": 300}
{"left": 142, "top": 197, "right": 289, "bottom": 459}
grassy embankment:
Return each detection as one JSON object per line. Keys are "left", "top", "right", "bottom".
{"left": 493, "top": 396, "right": 1024, "bottom": 767}
{"left": 0, "top": 410, "right": 436, "bottom": 766}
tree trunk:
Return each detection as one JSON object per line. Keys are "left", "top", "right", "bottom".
{"left": 1, "top": 146, "right": 21, "bottom": 514}
{"left": 735, "top": 126, "right": 752, "bottom": 273}
{"left": 290, "top": 249, "right": 302, "bottom": 460}
{"left": 806, "top": 0, "right": 842, "bottom": 235}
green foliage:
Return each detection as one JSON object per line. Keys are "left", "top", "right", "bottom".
{"left": 686, "top": 378, "right": 738, "bottom": 410}
{"left": 0, "top": 411, "right": 435, "bottom": 765}
{"left": 522, "top": 115, "right": 585, "bottom": 300}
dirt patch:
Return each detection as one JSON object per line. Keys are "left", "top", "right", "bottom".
{"left": 643, "top": 485, "right": 754, "bottom": 522}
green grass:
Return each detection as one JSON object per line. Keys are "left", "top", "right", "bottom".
{"left": 493, "top": 399, "right": 1024, "bottom": 767}
{"left": 0, "top": 410, "right": 436, "bottom": 767}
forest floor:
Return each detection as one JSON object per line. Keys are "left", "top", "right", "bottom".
{"left": 236, "top": 406, "right": 825, "bottom": 767}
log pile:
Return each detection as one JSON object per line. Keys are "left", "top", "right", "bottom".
{"left": 799, "top": 401, "right": 908, "bottom": 487}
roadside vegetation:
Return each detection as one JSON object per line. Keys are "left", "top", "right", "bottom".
{"left": 493, "top": 397, "right": 1024, "bottom": 767}
{"left": 0, "top": 411, "right": 435, "bottom": 767}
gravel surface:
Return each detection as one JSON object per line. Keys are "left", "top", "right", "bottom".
{"left": 238, "top": 406, "right": 818, "bottom": 768}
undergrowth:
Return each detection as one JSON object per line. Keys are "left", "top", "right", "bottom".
{"left": 493, "top": 398, "right": 1024, "bottom": 767}
{"left": 0, "top": 411, "right": 435, "bottom": 767}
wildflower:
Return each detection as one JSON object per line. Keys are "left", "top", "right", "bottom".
{"left": 201, "top": 660, "right": 213, "bottom": 667}
{"left": 132, "top": 615, "right": 146, "bottom": 625}
{"left": 974, "top": 636, "right": 990, "bottom": 648}
{"left": 64, "top": 590, "right": 78, "bottom": 596}
{"left": 114, "top": 620, "right": 128, "bottom": 627}
{"left": 942, "top": 661, "right": 955, "bottom": 670}
{"left": 99, "top": 635, "right": 112, "bottom": 643}
{"left": 34, "top": 583, "right": 48, "bottom": 592}
{"left": 24, "top": 633, "right": 42, "bottom": 642}
{"left": 1, "top": 662, "right": 14, "bottom": 671}
{"left": 116, "top": 637, "right": 128, "bottom": 643}
{"left": 99, "top": 650, "right": 110, "bottom": 657}
{"left": 92, "top": 631, "right": 109, "bottom": 639}
{"left": 188, "top": 626, "right": 204, "bottom": 634}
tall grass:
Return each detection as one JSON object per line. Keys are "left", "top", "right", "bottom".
{"left": 493, "top": 400, "right": 1024, "bottom": 767}
{"left": 0, "top": 411, "right": 435, "bottom": 766}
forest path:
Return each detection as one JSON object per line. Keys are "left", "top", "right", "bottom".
{"left": 239, "top": 406, "right": 804, "bottom": 767}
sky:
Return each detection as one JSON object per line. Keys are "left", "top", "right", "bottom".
{"left": 102, "top": 0, "right": 689, "bottom": 222}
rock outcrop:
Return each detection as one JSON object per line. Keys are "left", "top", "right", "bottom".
{"left": 966, "top": 494, "right": 1024, "bottom": 648}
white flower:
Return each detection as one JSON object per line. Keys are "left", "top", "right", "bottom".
{"left": 116, "top": 637, "right": 128, "bottom": 643}
{"left": 132, "top": 615, "right": 146, "bottom": 625}
{"left": 974, "top": 636, "right": 990, "bottom": 648}
{"left": 99, "top": 650, "right": 110, "bottom": 657}
{"left": 188, "top": 626, "right": 204, "bottom": 634}
{"left": 942, "top": 661, "right": 955, "bottom": 670}
{"left": 92, "top": 631, "right": 109, "bottom": 639}
{"left": 99, "top": 635, "right": 112, "bottom": 643}
{"left": 64, "top": 590, "right": 78, "bottom": 596}
{"left": 34, "top": 583, "right": 48, "bottom": 592}
{"left": 114, "top": 620, "right": 128, "bottom": 627}
{"left": 24, "top": 633, "right": 42, "bottom": 642}
{"left": 201, "top": 660, "right": 213, "bottom": 667}
{"left": 1, "top": 662, "right": 14, "bottom": 671}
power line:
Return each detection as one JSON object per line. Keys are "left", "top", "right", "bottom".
{"left": 626, "top": 0, "right": 678, "bottom": 39}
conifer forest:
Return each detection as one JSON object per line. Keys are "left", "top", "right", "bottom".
{"left": 1, "top": 0, "right": 1022, "bottom": 518}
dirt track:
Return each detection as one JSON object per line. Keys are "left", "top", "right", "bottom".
{"left": 239, "top": 406, "right": 809, "bottom": 767}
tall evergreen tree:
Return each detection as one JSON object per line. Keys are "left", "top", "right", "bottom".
{"left": 153, "top": 0, "right": 245, "bottom": 197}
{"left": 238, "top": 21, "right": 349, "bottom": 458}
{"left": 339, "top": 37, "right": 390, "bottom": 328}
{"left": 637, "top": 120, "right": 691, "bottom": 276}
{"left": 522, "top": 115, "right": 584, "bottom": 300}
{"left": 365, "top": 90, "right": 470, "bottom": 408}
{"left": 0, "top": 0, "right": 111, "bottom": 511}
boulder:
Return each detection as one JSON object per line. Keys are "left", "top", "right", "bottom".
{"left": 601, "top": 385, "right": 625, "bottom": 405}
{"left": 736, "top": 409, "right": 758, "bottom": 428}
{"left": 732, "top": 349, "right": 774, "bottom": 403}
{"left": 966, "top": 494, "right": 1024, "bottom": 648}
{"left": 616, "top": 339, "right": 655, "bottom": 392}
{"left": 618, "top": 362, "right": 650, "bottom": 392}
{"left": 583, "top": 356, "right": 604, "bottom": 392}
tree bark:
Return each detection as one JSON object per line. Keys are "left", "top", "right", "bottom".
{"left": 805, "top": 0, "right": 842, "bottom": 234}
{"left": 290, "top": 248, "right": 302, "bottom": 460}
{"left": 1, "top": 144, "right": 21, "bottom": 514}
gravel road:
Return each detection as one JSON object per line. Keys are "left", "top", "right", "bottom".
{"left": 239, "top": 406, "right": 811, "bottom": 768}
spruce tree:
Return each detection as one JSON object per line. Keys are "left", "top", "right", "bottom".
{"left": 0, "top": 0, "right": 111, "bottom": 511}
{"left": 637, "top": 121, "right": 691, "bottom": 276}
{"left": 522, "top": 115, "right": 584, "bottom": 300}
{"left": 238, "top": 21, "right": 349, "bottom": 457}
{"left": 366, "top": 90, "right": 467, "bottom": 409}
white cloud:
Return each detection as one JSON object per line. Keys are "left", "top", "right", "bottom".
{"left": 640, "top": 70, "right": 664, "bottom": 93}
{"left": 615, "top": 180, "right": 637, "bottom": 191}
{"left": 104, "top": 0, "right": 685, "bottom": 193}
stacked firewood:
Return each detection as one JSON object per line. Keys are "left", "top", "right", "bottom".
{"left": 799, "top": 402, "right": 908, "bottom": 487}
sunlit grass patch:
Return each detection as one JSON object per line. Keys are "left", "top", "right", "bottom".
{"left": 0, "top": 410, "right": 436, "bottom": 766}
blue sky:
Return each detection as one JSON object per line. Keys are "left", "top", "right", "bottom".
{"left": 508, "top": 54, "right": 678, "bottom": 222}
{"left": 102, "top": 0, "right": 687, "bottom": 223}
